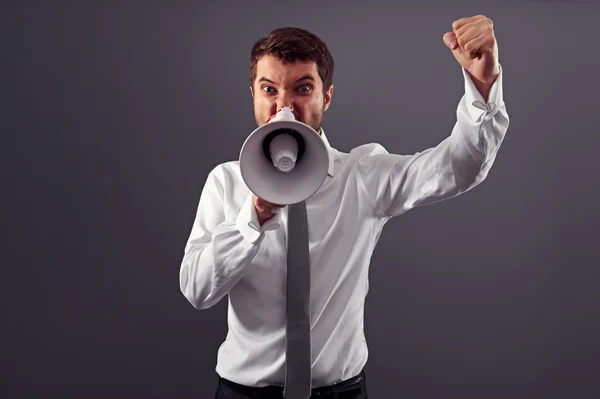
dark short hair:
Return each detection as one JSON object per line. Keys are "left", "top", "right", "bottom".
{"left": 249, "top": 27, "right": 334, "bottom": 93}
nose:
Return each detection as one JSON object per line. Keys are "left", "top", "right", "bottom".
{"left": 275, "top": 91, "right": 294, "bottom": 113}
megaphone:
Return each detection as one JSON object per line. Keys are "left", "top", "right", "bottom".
{"left": 239, "top": 107, "right": 329, "bottom": 205}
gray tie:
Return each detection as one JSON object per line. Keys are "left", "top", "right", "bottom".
{"left": 283, "top": 200, "right": 312, "bottom": 399}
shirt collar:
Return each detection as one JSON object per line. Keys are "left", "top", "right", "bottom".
{"left": 318, "top": 128, "right": 335, "bottom": 177}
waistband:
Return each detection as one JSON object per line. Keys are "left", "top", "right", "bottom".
{"left": 219, "top": 369, "right": 365, "bottom": 397}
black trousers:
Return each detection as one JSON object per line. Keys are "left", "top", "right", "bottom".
{"left": 215, "top": 370, "right": 368, "bottom": 399}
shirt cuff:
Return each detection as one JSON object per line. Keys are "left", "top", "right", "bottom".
{"left": 235, "top": 193, "right": 282, "bottom": 244}
{"left": 462, "top": 63, "right": 504, "bottom": 122}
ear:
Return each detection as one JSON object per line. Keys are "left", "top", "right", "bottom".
{"left": 323, "top": 84, "right": 334, "bottom": 111}
{"left": 249, "top": 86, "right": 254, "bottom": 98}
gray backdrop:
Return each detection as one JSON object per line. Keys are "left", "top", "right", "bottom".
{"left": 3, "top": 0, "right": 599, "bottom": 398}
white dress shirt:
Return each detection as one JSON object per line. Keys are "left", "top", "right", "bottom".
{"left": 180, "top": 65, "right": 509, "bottom": 388}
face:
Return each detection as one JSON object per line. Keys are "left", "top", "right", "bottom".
{"left": 251, "top": 55, "right": 333, "bottom": 134}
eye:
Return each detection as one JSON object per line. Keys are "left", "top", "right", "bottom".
{"left": 297, "top": 84, "right": 312, "bottom": 93}
{"left": 262, "top": 85, "right": 276, "bottom": 93}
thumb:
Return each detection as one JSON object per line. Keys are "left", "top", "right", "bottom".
{"left": 443, "top": 31, "right": 462, "bottom": 54}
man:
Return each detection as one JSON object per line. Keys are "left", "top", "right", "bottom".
{"left": 180, "top": 15, "right": 509, "bottom": 399}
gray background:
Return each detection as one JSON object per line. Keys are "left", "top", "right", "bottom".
{"left": 3, "top": 0, "right": 599, "bottom": 398}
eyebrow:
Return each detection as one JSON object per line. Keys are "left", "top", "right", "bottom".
{"left": 257, "top": 75, "right": 316, "bottom": 85}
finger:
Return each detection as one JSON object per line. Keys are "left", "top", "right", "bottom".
{"left": 255, "top": 204, "right": 266, "bottom": 214}
{"left": 255, "top": 196, "right": 270, "bottom": 208}
{"left": 456, "top": 27, "right": 482, "bottom": 52}
{"left": 253, "top": 198, "right": 268, "bottom": 213}
{"left": 454, "top": 23, "right": 472, "bottom": 41}
{"left": 456, "top": 16, "right": 493, "bottom": 41}
{"left": 269, "top": 203, "right": 286, "bottom": 214}
{"left": 452, "top": 17, "right": 475, "bottom": 32}
{"left": 464, "top": 33, "right": 493, "bottom": 59}
{"left": 463, "top": 33, "right": 483, "bottom": 58}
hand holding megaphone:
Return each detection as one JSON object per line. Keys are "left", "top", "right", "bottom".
{"left": 253, "top": 194, "right": 285, "bottom": 226}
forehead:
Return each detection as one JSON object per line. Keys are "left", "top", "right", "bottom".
{"left": 255, "top": 55, "right": 319, "bottom": 83}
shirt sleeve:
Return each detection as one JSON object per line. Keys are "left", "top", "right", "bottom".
{"left": 355, "top": 63, "right": 510, "bottom": 218}
{"left": 179, "top": 167, "right": 282, "bottom": 310}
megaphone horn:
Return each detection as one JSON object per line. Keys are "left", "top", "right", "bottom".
{"left": 239, "top": 107, "right": 329, "bottom": 205}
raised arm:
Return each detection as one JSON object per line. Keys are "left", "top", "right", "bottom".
{"left": 355, "top": 15, "right": 509, "bottom": 218}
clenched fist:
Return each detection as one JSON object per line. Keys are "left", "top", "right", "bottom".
{"left": 253, "top": 194, "right": 285, "bottom": 226}
{"left": 443, "top": 15, "right": 500, "bottom": 85}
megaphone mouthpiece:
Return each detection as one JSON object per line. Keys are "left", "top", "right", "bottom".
{"left": 262, "top": 128, "right": 306, "bottom": 169}
{"left": 269, "top": 132, "right": 299, "bottom": 173}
